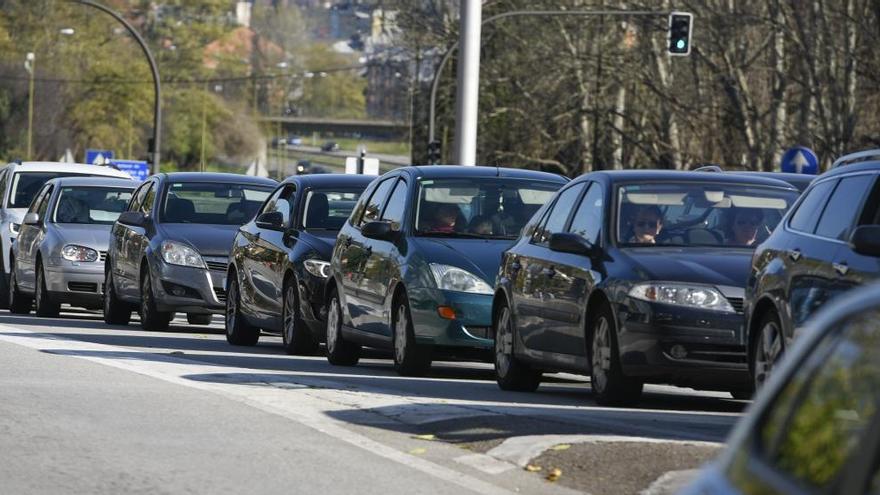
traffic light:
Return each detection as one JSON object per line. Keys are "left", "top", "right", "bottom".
{"left": 427, "top": 140, "right": 442, "bottom": 164}
{"left": 667, "top": 12, "right": 693, "bottom": 56}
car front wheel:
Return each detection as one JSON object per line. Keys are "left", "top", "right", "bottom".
{"left": 34, "top": 262, "right": 60, "bottom": 317}
{"left": 752, "top": 310, "right": 784, "bottom": 390}
{"left": 494, "top": 303, "right": 541, "bottom": 391}
{"left": 392, "top": 292, "right": 431, "bottom": 376}
{"left": 589, "top": 304, "right": 643, "bottom": 406}
{"left": 282, "top": 281, "right": 317, "bottom": 355}
{"left": 225, "top": 276, "right": 260, "bottom": 345}
{"left": 140, "top": 268, "right": 171, "bottom": 331}
{"left": 103, "top": 269, "right": 132, "bottom": 325}
{"left": 325, "top": 289, "right": 360, "bottom": 366}
{"left": 8, "top": 261, "right": 31, "bottom": 315}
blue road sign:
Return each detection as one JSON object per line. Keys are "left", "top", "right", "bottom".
{"left": 85, "top": 149, "right": 114, "bottom": 165}
{"left": 780, "top": 146, "right": 819, "bottom": 175}
{"left": 111, "top": 159, "right": 149, "bottom": 181}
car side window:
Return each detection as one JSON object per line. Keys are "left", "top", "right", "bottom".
{"left": 814, "top": 175, "right": 876, "bottom": 241}
{"left": 753, "top": 308, "right": 880, "bottom": 490}
{"left": 358, "top": 178, "right": 395, "bottom": 227}
{"left": 533, "top": 184, "right": 584, "bottom": 245}
{"left": 140, "top": 182, "right": 157, "bottom": 215}
{"left": 128, "top": 182, "right": 149, "bottom": 212}
{"left": 35, "top": 186, "right": 53, "bottom": 219}
{"left": 380, "top": 179, "right": 408, "bottom": 231}
{"left": 788, "top": 179, "right": 836, "bottom": 233}
{"left": 856, "top": 175, "right": 880, "bottom": 227}
{"left": 0, "top": 169, "right": 8, "bottom": 205}
{"left": 569, "top": 183, "right": 604, "bottom": 244}
{"left": 27, "top": 185, "right": 50, "bottom": 215}
{"left": 260, "top": 185, "right": 295, "bottom": 227}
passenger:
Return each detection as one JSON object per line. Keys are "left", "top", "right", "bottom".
{"left": 428, "top": 204, "right": 460, "bottom": 233}
{"left": 628, "top": 205, "right": 664, "bottom": 244}
{"left": 725, "top": 208, "right": 763, "bottom": 246}
{"left": 468, "top": 215, "right": 493, "bottom": 235}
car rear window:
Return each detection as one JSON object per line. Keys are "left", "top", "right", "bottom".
{"left": 8, "top": 172, "right": 93, "bottom": 208}
{"left": 161, "top": 182, "right": 273, "bottom": 225}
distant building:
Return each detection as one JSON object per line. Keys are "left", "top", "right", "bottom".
{"left": 363, "top": 9, "right": 411, "bottom": 121}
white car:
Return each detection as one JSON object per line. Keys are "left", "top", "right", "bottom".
{"left": 0, "top": 161, "right": 133, "bottom": 307}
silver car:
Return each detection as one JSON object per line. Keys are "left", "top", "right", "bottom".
{"left": 8, "top": 177, "right": 136, "bottom": 316}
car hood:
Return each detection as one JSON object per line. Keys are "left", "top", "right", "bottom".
{"left": 159, "top": 224, "right": 239, "bottom": 257}
{"left": 53, "top": 224, "right": 113, "bottom": 250}
{"left": 620, "top": 246, "right": 753, "bottom": 290}
{"left": 412, "top": 237, "right": 515, "bottom": 283}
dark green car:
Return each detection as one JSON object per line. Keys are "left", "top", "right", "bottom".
{"left": 324, "top": 166, "right": 567, "bottom": 376}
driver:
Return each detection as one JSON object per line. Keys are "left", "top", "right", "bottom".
{"left": 628, "top": 205, "right": 664, "bottom": 244}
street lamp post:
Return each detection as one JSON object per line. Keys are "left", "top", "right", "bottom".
{"left": 67, "top": 0, "right": 163, "bottom": 174}
{"left": 24, "top": 52, "right": 35, "bottom": 160}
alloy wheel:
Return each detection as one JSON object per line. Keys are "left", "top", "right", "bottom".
{"left": 394, "top": 304, "right": 408, "bottom": 364}
{"left": 754, "top": 320, "right": 783, "bottom": 388}
{"left": 226, "top": 280, "right": 238, "bottom": 336}
{"left": 591, "top": 317, "right": 612, "bottom": 394}
{"left": 326, "top": 296, "right": 340, "bottom": 352}
{"left": 494, "top": 307, "right": 513, "bottom": 378}
{"left": 284, "top": 285, "right": 296, "bottom": 345}
{"left": 35, "top": 270, "right": 43, "bottom": 308}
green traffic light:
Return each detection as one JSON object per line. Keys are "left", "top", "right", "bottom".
{"left": 676, "top": 39, "right": 687, "bottom": 50}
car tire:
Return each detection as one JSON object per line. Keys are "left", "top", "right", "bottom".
{"left": 103, "top": 269, "right": 131, "bottom": 325}
{"left": 589, "top": 303, "right": 643, "bottom": 406}
{"left": 8, "top": 261, "right": 31, "bottom": 315}
{"left": 751, "top": 309, "right": 784, "bottom": 391}
{"left": 225, "top": 276, "right": 260, "bottom": 345}
{"left": 325, "top": 288, "right": 360, "bottom": 366}
{"left": 34, "top": 262, "right": 60, "bottom": 317}
{"left": 139, "top": 268, "right": 171, "bottom": 331}
{"left": 282, "top": 280, "right": 317, "bottom": 355}
{"left": 187, "top": 313, "right": 213, "bottom": 326}
{"left": 392, "top": 292, "right": 432, "bottom": 376}
{"left": 0, "top": 266, "right": 9, "bottom": 310}
{"left": 494, "top": 302, "right": 541, "bottom": 392}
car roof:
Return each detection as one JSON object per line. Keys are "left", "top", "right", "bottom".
{"left": 47, "top": 177, "right": 138, "bottom": 188}
{"left": 582, "top": 169, "right": 799, "bottom": 189}
{"left": 280, "top": 173, "right": 375, "bottom": 188}
{"left": 156, "top": 172, "right": 277, "bottom": 186}
{"left": 407, "top": 165, "right": 568, "bottom": 182}
{"left": 4, "top": 161, "right": 133, "bottom": 179}
{"left": 731, "top": 171, "right": 815, "bottom": 191}
{"left": 821, "top": 160, "right": 880, "bottom": 179}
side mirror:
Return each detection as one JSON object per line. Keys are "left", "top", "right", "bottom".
{"left": 23, "top": 212, "right": 40, "bottom": 225}
{"left": 850, "top": 225, "right": 880, "bottom": 257}
{"left": 255, "top": 211, "right": 284, "bottom": 230}
{"left": 549, "top": 232, "right": 596, "bottom": 256}
{"left": 117, "top": 211, "right": 145, "bottom": 227}
{"left": 362, "top": 221, "right": 397, "bottom": 241}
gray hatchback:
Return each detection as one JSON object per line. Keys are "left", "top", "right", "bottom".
{"left": 9, "top": 177, "right": 136, "bottom": 316}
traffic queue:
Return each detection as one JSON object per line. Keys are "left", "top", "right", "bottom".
{"left": 2, "top": 150, "right": 879, "bottom": 410}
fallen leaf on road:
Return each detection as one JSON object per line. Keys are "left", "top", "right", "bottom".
{"left": 412, "top": 434, "right": 436, "bottom": 441}
{"left": 551, "top": 444, "right": 571, "bottom": 451}
{"left": 525, "top": 464, "right": 542, "bottom": 472}
{"left": 409, "top": 448, "right": 427, "bottom": 455}
{"left": 546, "top": 468, "right": 562, "bottom": 482}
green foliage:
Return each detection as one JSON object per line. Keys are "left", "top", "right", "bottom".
{"left": 295, "top": 44, "right": 366, "bottom": 119}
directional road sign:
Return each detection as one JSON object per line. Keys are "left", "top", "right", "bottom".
{"left": 781, "top": 146, "right": 819, "bottom": 175}
{"left": 110, "top": 159, "right": 149, "bottom": 181}
{"left": 85, "top": 149, "right": 114, "bottom": 165}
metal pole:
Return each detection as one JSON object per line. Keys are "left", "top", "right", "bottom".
{"left": 26, "top": 54, "right": 35, "bottom": 160}
{"left": 200, "top": 84, "right": 207, "bottom": 172}
{"left": 428, "top": 10, "right": 667, "bottom": 163}
{"left": 68, "top": 0, "right": 162, "bottom": 174}
{"left": 453, "top": 0, "right": 481, "bottom": 166}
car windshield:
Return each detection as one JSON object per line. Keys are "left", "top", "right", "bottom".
{"left": 617, "top": 182, "right": 799, "bottom": 247}
{"left": 302, "top": 189, "right": 362, "bottom": 231}
{"left": 161, "top": 182, "right": 273, "bottom": 225}
{"left": 53, "top": 187, "right": 134, "bottom": 224}
{"left": 8, "top": 172, "right": 94, "bottom": 208}
{"left": 415, "top": 178, "right": 560, "bottom": 239}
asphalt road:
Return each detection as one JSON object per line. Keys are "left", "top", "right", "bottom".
{"left": 0, "top": 309, "right": 745, "bottom": 494}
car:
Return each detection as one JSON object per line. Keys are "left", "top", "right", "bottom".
{"left": 320, "top": 142, "right": 340, "bottom": 152}
{"left": 733, "top": 171, "right": 816, "bottom": 193}
{"left": 324, "top": 165, "right": 567, "bottom": 376}
{"left": 271, "top": 137, "right": 287, "bottom": 148}
{"left": 225, "top": 174, "right": 373, "bottom": 353}
{"left": 0, "top": 161, "right": 133, "bottom": 308}
{"left": 296, "top": 161, "right": 330, "bottom": 175}
{"left": 287, "top": 135, "right": 303, "bottom": 147}
{"left": 491, "top": 170, "right": 801, "bottom": 405}
{"left": 745, "top": 150, "right": 880, "bottom": 390}
{"left": 103, "top": 173, "right": 276, "bottom": 330}
{"left": 683, "top": 281, "right": 880, "bottom": 495}
{"left": 7, "top": 178, "right": 137, "bottom": 316}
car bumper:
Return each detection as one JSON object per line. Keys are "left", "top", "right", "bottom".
{"left": 45, "top": 259, "right": 105, "bottom": 306}
{"left": 150, "top": 260, "right": 226, "bottom": 314}
{"left": 407, "top": 288, "right": 494, "bottom": 352}
{"left": 617, "top": 298, "right": 749, "bottom": 389}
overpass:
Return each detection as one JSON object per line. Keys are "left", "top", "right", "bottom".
{"left": 260, "top": 116, "right": 410, "bottom": 140}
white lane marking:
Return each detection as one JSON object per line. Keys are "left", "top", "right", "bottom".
{"left": 487, "top": 435, "right": 723, "bottom": 467}
{"left": 640, "top": 469, "right": 702, "bottom": 495}
{"left": 0, "top": 327, "right": 517, "bottom": 495}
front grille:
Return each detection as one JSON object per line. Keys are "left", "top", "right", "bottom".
{"left": 727, "top": 297, "right": 744, "bottom": 314}
{"left": 99, "top": 251, "right": 107, "bottom": 262}
{"left": 213, "top": 287, "right": 227, "bottom": 303}
{"left": 68, "top": 282, "right": 98, "bottom": 293}
{"left": 205, "top": 260, "right": 228, "bottom": 272}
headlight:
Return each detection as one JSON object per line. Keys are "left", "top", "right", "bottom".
{"left": 304, "top": 259, "right": 331, "bottom": 278}
{"left": 628, "top": 282, "right": 735, "bottom": 313}
{"left": 9, "top": 223, "right": 20, "bottom": 235}
{"left": 161, "top": 241, "right": 205, "bottom": 268}
{"left": 61, "top": 244, "right": 98, "bottom": 262}
{"left": 429, "top": 263, "right": 493, "bottom": 294}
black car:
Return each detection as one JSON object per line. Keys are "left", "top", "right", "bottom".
{"left": 492, "top": 171, "right": 800, "bottom": 405}
{"left": 325, "top": 166, "right": 567, "bottom": 376}
{"left": 746, "top": 151, "right": 880, "bottom": 390}
{"left": 224, "top": 174, "right": 373, "bottom": 353}
{"left": 103, "top": 173, "right": 277, "bottom": 330}
{"left": 320, "top": 142, "right": 340, "bottom": 152}
{"left": 733, "top": 171, "right": 815, "bottom": 193}
{"left": 685, "top": 281, "right": 880, "bottom": 495}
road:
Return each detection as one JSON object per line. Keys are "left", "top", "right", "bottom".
{"left": 0, "top": 309, "right": 745, "bottom": 494}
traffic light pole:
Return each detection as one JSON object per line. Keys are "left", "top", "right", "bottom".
{"left": 428, "top": 9, "right": 671, "bottom": 164}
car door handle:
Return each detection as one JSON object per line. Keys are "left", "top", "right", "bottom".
{"left": 788, "top": 249, "right": 802, "bottom": 262}
{"left": 541, "top": 267, "right": 556, "bottom": 277}
{"left": 833, "top": 262, "right": 849, "bottom": 276}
